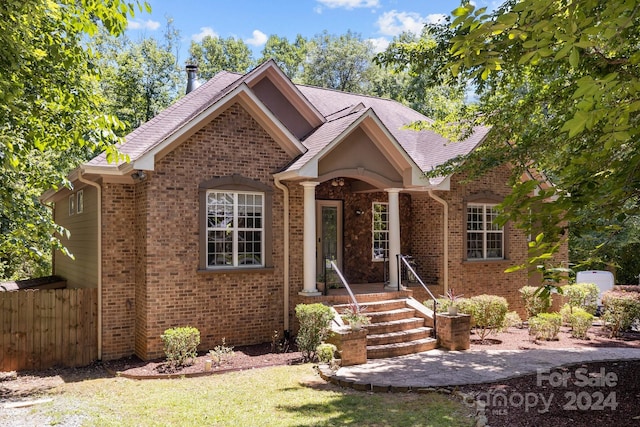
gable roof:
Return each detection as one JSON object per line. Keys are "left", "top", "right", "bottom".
{"left": 80, "top": 60, "right": 489, "bottom": 189}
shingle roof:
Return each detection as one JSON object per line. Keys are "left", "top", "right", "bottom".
{"left": 86, "top": 62, "right": 489, "bottom": 183}
{"left": 295, "top": 85, "right": 489, "bottom": 176}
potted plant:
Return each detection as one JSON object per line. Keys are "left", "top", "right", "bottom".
{"left": 342, "top": 302, "right": 370, "bottom": 330}
{"left": 442, "top": 288, "right": 463, "bottom": 315}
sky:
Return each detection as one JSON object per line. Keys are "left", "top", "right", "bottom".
{"left": 125, "top": 0, "right": 500, "bottom": 63}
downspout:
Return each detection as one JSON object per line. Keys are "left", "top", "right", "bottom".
{"left": 77, "top": 170, "right": 102, "bottom": 361}
{"left": 273, "top": 176, "right": 290, "bottom": 335}
{"left": 428, "top": 189, "right": 449, "bottom": 295}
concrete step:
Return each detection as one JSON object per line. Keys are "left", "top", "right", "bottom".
{"left": 367, "top": 337, "right": 438, "bottom": 359}
{"left": 365, "top": 317, "right": 425, "bottom": 335}
{"left": 366, "top": 307, "right": 415, "bottom": 323}
{"left": 367, "top": 326, "right": 433, "bottom": 346}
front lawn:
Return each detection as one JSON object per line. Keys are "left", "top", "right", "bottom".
{"left": 42, "top": 364, "right": 473, "bottom": 426}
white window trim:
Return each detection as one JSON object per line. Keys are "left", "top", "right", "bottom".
{"left": 76, "top": 190, "right": 84, "bottom": 214}
{"left": 372, "top": 202, "right": 389, "bottom": 262}
{"left": 68, "top": 194, "right": 75, "bottom": 216}
{"left": 206, "top": 190, "right": 265, "bottom": 268}
{"left": 466, "top": 203, "right": 504, "bottom": 260}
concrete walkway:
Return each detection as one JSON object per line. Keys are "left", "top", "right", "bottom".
{"left": 326, "top": 348, "right": 640, "bottom": 389}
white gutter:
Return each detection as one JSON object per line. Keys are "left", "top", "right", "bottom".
{"left": 428, "top": 189, "right": 449, "bottom": 295}
{"left": 77, "top": 170, "right": 103, "bottom": 361}
{"left": 273, "top": 176, "right": 290, "bottom": 334}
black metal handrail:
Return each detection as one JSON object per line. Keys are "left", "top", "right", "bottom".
{"left": 398, "top": 254, "right": 438, "bottom": 332}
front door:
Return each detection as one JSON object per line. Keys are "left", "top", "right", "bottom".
{"left": 316, "top": 200, "right": 343, "bottom": 281}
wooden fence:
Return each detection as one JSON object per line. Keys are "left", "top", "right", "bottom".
{"left": 0, "top": 288, "right": 97, "bottom": 372}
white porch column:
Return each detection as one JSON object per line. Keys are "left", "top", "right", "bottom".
{"left": 300, "top": 181, "right": 321, "bottom": 296}
{"left": 385, "top": 188, "right": 402, "bottom": 290}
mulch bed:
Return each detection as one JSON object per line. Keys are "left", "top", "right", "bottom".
{"left": 102, "top": 343, "right": 304, "bottom": 379}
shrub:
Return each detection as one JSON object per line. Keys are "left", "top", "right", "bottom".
{"left": 562, "top": 283, "right": 599, "bottom": 315}
{"left": 500, "top": 311, "right": 523, "bottom": 332}
{"left": 601, "top": 290, "right": 640, "bottom": 337}
{"left": 465, "top": 295, "right": 508, "bottom": 342}
{"left": 208, "top": 338, "right": 235, "bottom": 366}
{"left": 316, "top": 343, "right": 338, "bottom": 364}
{"left": 295, "top": 303, "right": 335, "bottom": 362}
{"left": 569, "top": 309, "right": 594, "bottom": 339}
{"left": 559, "top": 303, "right": 573, "bottom": 325}
{"left": 161, "top": 326, "right": 200, "bottom": 367}
{"left": 520, "top": 286, "right": 551, "bottom": 319}
{"left": 529, "top": 313, "right": 562, "bottom": 341}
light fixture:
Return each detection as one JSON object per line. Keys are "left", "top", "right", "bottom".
{"left": 331, "top": 178, "right": 344, "bottom": 187}
{"left": 355, "top": 209, "right": 364, "bottom": 216}
{"left": 131, "top": 170, "right": 147, "bottom": 182}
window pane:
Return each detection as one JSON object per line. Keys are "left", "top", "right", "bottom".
{"left": 207, "top": 191, "right": 263, "bottom": 268}
{"left": 467, "top": 206, "right": 484, "bottom": 231}
{"left": 207, "top": 192, "right": 234, "bottom": 229}
{"left": 467, "top": 232, "right": 484, "bottom": 259}
{"left": 486, "top": 206, "right": 501, "bottom": 231}
{"left": 372, "top": 203, "right": 389, "bottom": 260}
{"left": 207, "top": 230, "right": 232, "bottom": 266}
{"left": 238, "top": 230, "right": 262, "bottom": 265}
{"left": 486, "top": 232, "right": 503, "bottom": 258}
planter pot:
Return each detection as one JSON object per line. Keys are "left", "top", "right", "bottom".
{"left": 350, "top": 321, "right": 362, "bottom": 331}
{"left": 447, "top": 306, "right": 459, "bottom": 316}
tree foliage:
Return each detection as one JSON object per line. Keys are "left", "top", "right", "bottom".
{"left": 93, "top": 19, "right": 182, "bottom": 133}
{"left": 0, "top": 0, "right": 147, "bottom": 279}
{"left": 377, "top": 0, "right": 640, "bottom": 277}
{"left": 259, "top": 34, "right": 308, "bottom": 81}
{"left": 303, "top": 30, "right": 378, "bottom": 93}
{"left": 189, "top": 36, "right": 254, "bottom": 79}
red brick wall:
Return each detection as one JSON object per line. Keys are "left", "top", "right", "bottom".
{"left": 132, "top": 103, "right": 291, "bottom": 360}
{"left": 101, "top": 182, "right": 137, "bottom": 360}
{"left": 411, "top": 166, "right": 531, "bottom": 316}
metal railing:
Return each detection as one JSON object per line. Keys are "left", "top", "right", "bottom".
{"left": 398, "top": 254, "right": 438, "bottom": 332}
{"left": 329, "top": 260, "right": 360, "bottom": 312}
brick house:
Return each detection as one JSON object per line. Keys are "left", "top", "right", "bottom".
{"left": 42, "top": 60, "right": 556, "bottom": 361}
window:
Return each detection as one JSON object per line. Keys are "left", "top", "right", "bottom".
{"left": 76, "top": 190, "right": 84, "bottom": 214}
{"left": 372, "top": 202, "right": 388, "bottom": 261}
{"left": 467, "top": 203, "right": 503, "bottom": 259}
{"left": 206, "top": 190, "right": 264, "bottom": 268}
{"left": 68, "top": 194, "right": 75, "bottom": 216}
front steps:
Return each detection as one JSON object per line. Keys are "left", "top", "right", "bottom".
{"left": 333, "top": 298, "right": 438, "bottom": 359}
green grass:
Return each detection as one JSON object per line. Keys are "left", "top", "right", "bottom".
{"left": 43, "top": 364, "right": 473, "bottom": 426}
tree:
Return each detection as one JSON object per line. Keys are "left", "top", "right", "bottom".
{"left": 0, "top": 0, "right": 147, "bottom": 279}
{"left": 94, "top": 19, "right": 183, "bottom": 133}
{"left": 259, "top": 34, "right": 308, "bottom": 81}
{"left": 303, "top": 30, "right": 377, "bottom": 93}
{"left": 377, "top": 0, "right": 640, "bottom": 275}
{"left": 375, "top": 31, "right": 467, "bottom": 123}
{"left": 188, "top": 36, "right": 253, "bottom": 79}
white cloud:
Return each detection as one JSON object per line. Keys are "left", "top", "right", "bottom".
{"left": 192, "top": 27, "right": 218, "bottom": 42}
{"left": 245, "top": 30, "right": 268, "bottom": 47}
{"left": 127, "top": 19, "right": 161, "bottom": 31}
{"left": 368, "top": 37, "right": 389, "bottom": 53}
{"left": 426, "top": 13, "right": 447, "bottom": 25}
{"left": 376, "top": 10, "right": 431, "bottom": 36}
{"left": 316, "top": 0, "right": 379, "bottom": 10}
